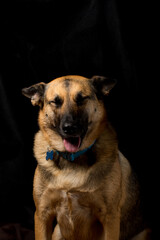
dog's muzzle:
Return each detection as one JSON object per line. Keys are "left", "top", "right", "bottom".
{"left": 59, "top": 114, "right": 88, "bottom": 153}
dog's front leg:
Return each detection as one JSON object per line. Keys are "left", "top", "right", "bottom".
{"left": 35, "top": 211, "right": 54, "bottom": 240}
{"left": 102, "top": 213, "right": 120, "bottom": 240}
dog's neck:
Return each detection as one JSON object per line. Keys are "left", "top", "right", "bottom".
{"left": 46, "top": 141, "right": 96, "bottom": 162}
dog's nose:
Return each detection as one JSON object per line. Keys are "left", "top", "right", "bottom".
{"left": 62, "top": 122, "right": 79, "bottom": 135}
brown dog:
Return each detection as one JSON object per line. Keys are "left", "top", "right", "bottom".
{"left": 22, "top": 75, "right": 149, "bottom": 240}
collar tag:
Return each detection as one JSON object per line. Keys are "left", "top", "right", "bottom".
{"left": 46, "top": 150, "right": 54, "bottom": 161}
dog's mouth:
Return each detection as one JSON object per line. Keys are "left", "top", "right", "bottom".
{"left": 63, "top": 137, "right": 81, "bottom": 153}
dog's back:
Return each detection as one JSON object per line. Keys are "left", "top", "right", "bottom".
{"left": 118, "top": 152, "right": 146, "bottom": 240}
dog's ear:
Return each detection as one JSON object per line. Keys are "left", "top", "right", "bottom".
{"left": 90, "top": 76, "right": 117, "bottom": 97}
{"left": 22, "top": 82, "right": 46, "bottom": 107}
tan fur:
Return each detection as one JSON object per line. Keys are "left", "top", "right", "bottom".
{"left": 22, "top": 75, "right": 148, "bottom": 240}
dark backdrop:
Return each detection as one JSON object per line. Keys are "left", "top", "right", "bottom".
{"left": 0, "top": 0, "right": 156, "bottom": 239}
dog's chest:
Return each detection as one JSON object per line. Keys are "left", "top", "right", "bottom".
{"left": 52, "top": 168, "right": 88, "bottom": 189}
{"left": 45, "top": 188, "right": 105, "bottom": 240}
{"left": 37, "top": 165, "right": 107, "bottom": 239}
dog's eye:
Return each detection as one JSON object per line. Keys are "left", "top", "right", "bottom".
{"left": 49, "top": 96, "right": 63, "bottom": 107}
{"left": 75, "top": 93, "right": 89, "bottom": 106}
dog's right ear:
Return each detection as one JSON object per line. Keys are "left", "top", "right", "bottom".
{"left": 22, "top": 82, "right": 46, "bottom": 107}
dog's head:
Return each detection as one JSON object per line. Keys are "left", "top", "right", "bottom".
{"left": 22, "top": 75, "right": 116, "bottom": 152}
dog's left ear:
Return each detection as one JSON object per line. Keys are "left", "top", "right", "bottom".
{"left": 90, "top": 76, "right": 117, "bottom": 97}
{"left": 22, "top": 82, "right": 46, "bottom": 106}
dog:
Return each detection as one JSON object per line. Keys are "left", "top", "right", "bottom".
{"left": 22, "top": 75, "right": 150, "bottom": 240}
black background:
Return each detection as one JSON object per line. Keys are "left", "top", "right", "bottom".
{"left": 0, "top": 0, "right": 156, "bottom": 239}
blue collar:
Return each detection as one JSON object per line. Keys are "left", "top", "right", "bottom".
{"left": 46, "top": 141, "right": 95, "bottom": 162}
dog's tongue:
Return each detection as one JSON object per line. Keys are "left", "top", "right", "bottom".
{"left": 63, "top": 137, "right": 81, "bottom": 152}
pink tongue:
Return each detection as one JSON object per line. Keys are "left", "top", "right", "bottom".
{"left": 63, "top": 137, "right": 81, "bottom": 153}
